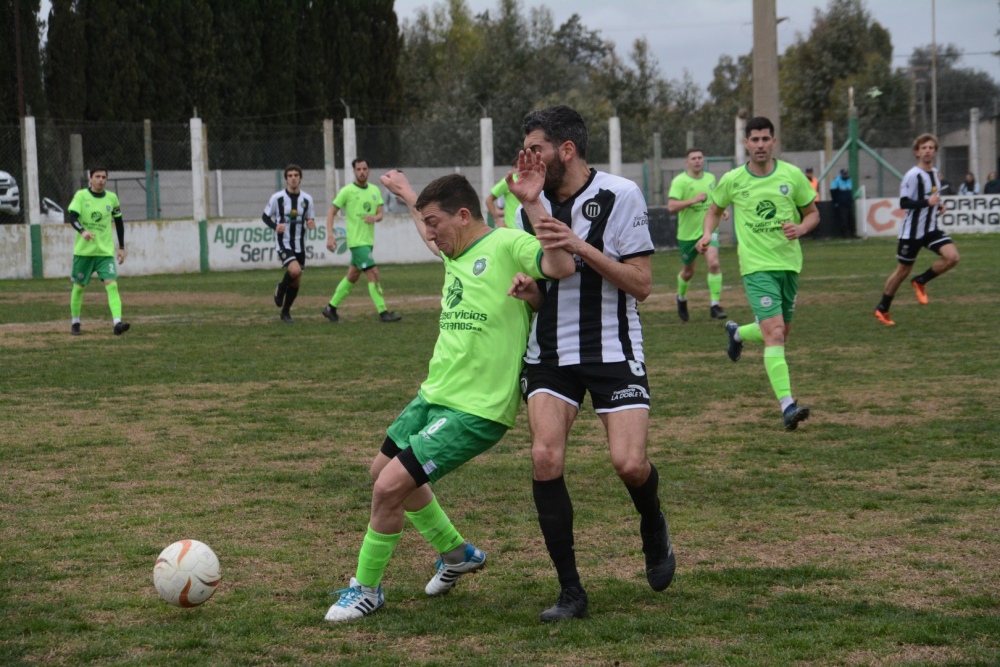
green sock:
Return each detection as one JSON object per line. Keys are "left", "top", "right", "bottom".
{"left": 405, "top": 495, "right": 464, "bottom": 555}
{"left": 763, "top": 346, "right": 792, "bottom": 401}
{"left": 70, "top": 284, "right": 84, "bottom": 318}
{"left": 105, "top": 282, "right": 122, "bottom": 320}
{"left": 329, "top": 278, "right": 352, "bottom": 307}
{"left": 737, "top": 322, "right": 764, "bottom": 343}
{"left": 676, "top": 273, "right": 690, "bottom": 299}
{"left": 368, "top": 281, "right": 387, "bottom": 313}
{"left": 356, "top": 525, "right": 402, "bottom": 588}
{"left": 707, "top": 272, "right": 723, "bottom": 303}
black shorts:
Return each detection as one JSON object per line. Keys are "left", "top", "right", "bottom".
{"left": 278, "top": 249, "right": 306, "bottom": 268}
{"left": 896, "top": 230, "right": 953, "bottom": 265}
{"left": 521, "top": 361, "right": 651, "bottom": 413}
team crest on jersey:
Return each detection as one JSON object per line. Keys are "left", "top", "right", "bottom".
{"left": 779, "top": 184, "right": 789, "bottom": 196}
{"left": 582, "top": 198, "right": 602, "bottom": 221}
{"left": 446, "top": 276, "right": 464, "bottom": 308}
{"left": 760, "top": 296, "right": 773, "bottom": 308}
{"left": 472, "top": 258, "right": 487, "bottom": 276}
{"left": 755, "top": 200, "right": 777, "bottom": 220}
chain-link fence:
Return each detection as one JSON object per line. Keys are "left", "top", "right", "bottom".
{"left": 8, "top": 112, "right": 996, "bottom": 224}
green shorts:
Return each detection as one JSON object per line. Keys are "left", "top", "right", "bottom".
{"left": 678, "top": 232, "right": 719, "bottom": 265}
{"left": 349, "top": 245, "right": 377, "bottom": 271}
{"left": 386, "top": 393, "right": 508, "bottom": 484}
{"left": 71, "top": 255, "right": 117, "bottom": 286}
{"left": 742, "top": 270, "right": 798, "bottom": 322}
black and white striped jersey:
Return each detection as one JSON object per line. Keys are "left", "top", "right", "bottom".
{"left": 899, "top": 166, "right": 940, "bottom": 241}
{"left": 263, "top": 189, "right": 315, "bottom": 254}
{"left": 523, "top": 169, "right": 654, "bottom": 366}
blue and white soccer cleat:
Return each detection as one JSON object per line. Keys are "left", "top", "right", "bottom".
{"left": 425, "top": 542, "right": 486, "bottom": 596}
{"left": 324, "top": 577, "right": 384, "bottom": 622}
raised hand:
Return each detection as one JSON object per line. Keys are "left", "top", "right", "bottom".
{"left": 508, "top": 150, "right": 546, "bottom": 205}
{"left": 381, "top": 170, "right": 414, "bottom": 201}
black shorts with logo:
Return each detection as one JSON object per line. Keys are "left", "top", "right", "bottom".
{"left": 278, "top": 249, "right": 306, "bottom": 268}
{"left": 521, "top": 361, "right": 651, "bottom": 413}
{"left": 896, "top": 229, "right": 953, "bottom": 265}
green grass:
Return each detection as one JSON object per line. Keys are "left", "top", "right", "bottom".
{"left": 1, "top": 236, "right": 998, "bottom": 666}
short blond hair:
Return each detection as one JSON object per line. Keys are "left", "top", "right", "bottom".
{"left": 913, "top": 133, "right": 939, "bottom": 152}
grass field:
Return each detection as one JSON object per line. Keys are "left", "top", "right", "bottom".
{"left": 1, "top": 235, "right": 998, "bottom": 666}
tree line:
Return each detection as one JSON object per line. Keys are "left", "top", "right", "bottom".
{"left": 2, "top": 0, "right": 997, "bottom": 164}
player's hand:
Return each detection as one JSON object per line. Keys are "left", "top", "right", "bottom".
{"left": 928, "top": 193, "right": 941, "bottom": 207}
{"left": 116, "top": 248, "right": 126, "bottom": 264}
{"left": 82, "top": 231, "right": 94, "bottom": 241}
{"left": 381, "top": 170, "right": 414, "bottom": 201}
{"left": 326, "top": 237, "right": 336, "bottom": 252}
{"left": 508, "top": 150, "right": 546, "bottom": 205}
{"left": 781, "top": 222, "right": 801, "bottom": 240}
{"left": 364, "top": 215, "right": 376, "bottom": 225}
{"left": 694, "top": 192, "right": 707, "bottom": 203}
{"left": 534, "top": 216, "right": 582, "bottom": 254}
{"left": 306, "top": 219, "right": 316, "bottom": 230}
{"left": 508, "top": 272, "right": 544, "bottom": 311}
{"left": 276, "top": 223, "right": 286, "bottom": 234}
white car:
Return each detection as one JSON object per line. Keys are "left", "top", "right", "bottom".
{"left": 0, "top": 170, "right": 20, "bottom": 218}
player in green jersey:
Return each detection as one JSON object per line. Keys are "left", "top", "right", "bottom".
{"left": 668, "top": 147, "right": 729, "bottom": 321}
{"left": 322, "top": 158, "right": 402, "bottom": 323}
{"left": 66, "top": 168, "right": 129, "bottom": 336}
{"left": 324, "top": 154, "right": 575, "bottom": 623}
{"left": 485, "top": 156, "right": 521, "bottom": 229}
{"left": 698, "top": 117, "right": 819, "bottom": 430}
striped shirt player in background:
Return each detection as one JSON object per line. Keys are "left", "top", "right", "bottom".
{"left": 263, "top": 164, "right": 316, "bottom": 323}
{"left": 873, "top": 133, "right": 961, "bottom": 326}
{"left": 515, "top": 105, "right": 675, "bottom": 622}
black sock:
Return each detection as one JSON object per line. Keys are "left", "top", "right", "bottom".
{"left": 877, "top": 294, "right": 894, "bottom": 312}
{"left": 282, "top": 287, "right": 299, "bottom": 314}
{"left": 913, "top": 268, "right": 938, "bottom": 285}
{"left": 626, "top": 463, "right": 663, "bottom": 533}
{"left": 533, "top": 477, "right": 581, "bottom": 591}
{"left": 281, "top": 272, "right": 295, "bottom": 287}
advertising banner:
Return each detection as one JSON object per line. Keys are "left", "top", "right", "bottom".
{"left": 861, "top": 195, "right": 1000, "bottom": 238}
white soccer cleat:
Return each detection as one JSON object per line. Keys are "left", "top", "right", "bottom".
{"left": 425, "top": 543, "right": 487, "bottom": 596}
{"left": 324, "top": 577, "right": 384, "bottom": 622}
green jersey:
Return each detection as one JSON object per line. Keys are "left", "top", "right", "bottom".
{"left": 668, "top": 171, "right": 716, "bottom": 241}
{"left": 420, "top": 228, "right": 546, "bottom": 427}
{"left": 712, "top": 159, "right": 816, "bottom": 275}
{"left": 68, "top": 188, "right": 122, "bottom": 257}
{"left": 333, "top": 182, "right": 383, "bottom": 248}
{"left": 490, "top": 175, "right": 521, "bottom": 229}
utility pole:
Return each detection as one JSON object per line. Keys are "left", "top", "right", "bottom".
{"left": 752, "top": 0, "right": 781, "bottom": 153}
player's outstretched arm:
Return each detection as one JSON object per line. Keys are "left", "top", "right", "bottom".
{"left": 381, "top": 170, "right": 439, "bottom": 257}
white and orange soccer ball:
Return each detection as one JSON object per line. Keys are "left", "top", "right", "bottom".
{"left": 153, "top": 539, "right": 222, "bottom": 607}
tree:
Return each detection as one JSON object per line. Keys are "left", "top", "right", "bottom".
{"left": 1, "top": 0, "right": 45, "bottom": 123}
{"left": 908, "top": 44, "right": 1000, "bottom": 135}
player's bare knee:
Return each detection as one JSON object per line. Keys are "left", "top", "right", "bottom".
{"left": 612, "top": 457, "right": 648, "bottom": 486}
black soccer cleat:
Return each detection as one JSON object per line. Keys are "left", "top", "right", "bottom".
{"left": 274, "top": 281, "right": 287, "bottom": 308}
{"left": 70, "top": 322, "right": 81, "bottom": 336}
{"left": 539, "top": 586, "right": 588, "bottom": 622}
{"left": 676, "top": 296, "right": 689, "bottom": 322}
{"left": 641, "top": 513, "right": 676, "bottom": 592}
{"left": 710, "top": 304, "right": 728, "bottom": 320}
{"left": 113, "top": 322, "right": 130, "bottom": 336}
{"left": 280, "top": 312, "right": 294, "bottom": 324}
{"left": 782, "top": 403, "right": 810, "bottom": 431}
{"left": 379, "top": 311, "right": 402, "bottom": 323}
{"left": 725, "top": 321, "right": 742, "bottom": 362}
{"left": 322, "top": 304, "right": 339, "bottom": 323}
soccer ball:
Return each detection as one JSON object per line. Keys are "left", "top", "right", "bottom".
{"left": 153, "top": 539, "right": 222, "bottom": 607}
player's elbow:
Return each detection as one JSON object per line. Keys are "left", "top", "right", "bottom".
{"left": 632, "top": 277, "right": 653, "bottom": 302}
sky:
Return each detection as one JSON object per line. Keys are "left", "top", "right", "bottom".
{"left": 392, "top": 0, "right": 1000, "bottom": 90}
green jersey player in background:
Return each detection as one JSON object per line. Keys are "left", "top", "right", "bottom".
{"left": 322, "top": 158, "right": 402, "bottom": 323}
{"left": 668, "top": 147, "right": 729, "bottom": 321}
{"left": 66, "top": 167, "right": 129, "bottom": 336}
{"left": 324, "top": 154, "right": 575, "bottom": 623}
{"left": 699, "top": 117, "right": 819, "bottom": 430}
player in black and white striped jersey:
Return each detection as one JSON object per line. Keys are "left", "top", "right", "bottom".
{"left": 263, "top": 164, "right": 316, "bottom": 323}
{"left": 513, "top": 106, "right": 675, "bottom": 622}
{"left": 874, "top": 134, "right": 960, "bottom": 326}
